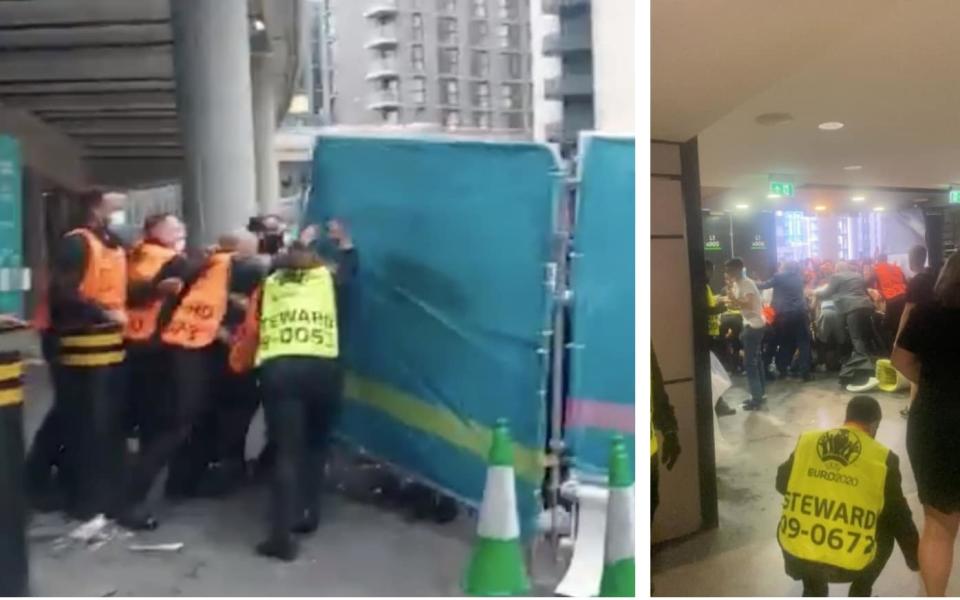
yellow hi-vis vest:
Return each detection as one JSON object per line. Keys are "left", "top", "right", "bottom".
{"left": 778, "top": 426, "right": 889, "bottom": 572}
{"left": 706, "top": 285, "right": 720, "bottom": 337}
{"left": 256, "top": 266, "right": 339, "bottom": 365}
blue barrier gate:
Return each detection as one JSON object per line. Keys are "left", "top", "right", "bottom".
{"left": 307, "top": 135, "right": 560, "bottom": 532}
{"left": 565, "top": 134, "right": 636, "bottom": 474}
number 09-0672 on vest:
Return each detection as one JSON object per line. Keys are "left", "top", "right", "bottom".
{"left": 256, "top": 267, "right": 339, "bottom": 365}
{"left": 778, "top": 427, "right": 889, "bottom": 572}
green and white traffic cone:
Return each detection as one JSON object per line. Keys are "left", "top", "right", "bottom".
{"left": 599, "top": 440, "right": 635, "bottom": 597}
{"left": 462, "top": 418, "right": 530, "bottom": 596}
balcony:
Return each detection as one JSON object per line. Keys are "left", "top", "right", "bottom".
{"left": 542, "top": 30, "right": 592, "bottom": 56}
{"left": 542, "top": 0, "right": 591, "bottom": 14}
{"left": 365, "top": 57, "right": 400, "bottom": 80}
{"left": 368, "top": 89, "right": 401, "bottom": 110}
{"left": 365, "top": 26, "right": 399, "bottom": 50}
{"left": 544, "top": 74, "right": 594, "bottom": 99}
{"left": 363, "top": 1, "right": 399, "bottom": 19}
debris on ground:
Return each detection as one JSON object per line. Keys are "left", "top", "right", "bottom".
{"left": 129, "top": 543, "right": 185, "bottom": 553}
{"left": 68, "top": 514, "right": 109, "bottom": 542}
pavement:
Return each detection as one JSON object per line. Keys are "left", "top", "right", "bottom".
{"left": 11, "top": 330, "right": 565, "bottom": 596}
{"left": 651, "top": 373, "right": 936, "bottom": 597}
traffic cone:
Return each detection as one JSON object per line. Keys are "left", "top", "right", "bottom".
{"left": 599, "top": 440, "right": 636, "bottom": 597}
{"left": 462, "top": 418, "right": 530, "bottom": 596}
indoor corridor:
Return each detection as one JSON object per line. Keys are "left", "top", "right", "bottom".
{"left": 651, "top": 378, "right": 936, "bottom": 597}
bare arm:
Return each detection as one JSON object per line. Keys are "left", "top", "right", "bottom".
{"left": 891, "top": 346, "right": 921, "bottom": 384}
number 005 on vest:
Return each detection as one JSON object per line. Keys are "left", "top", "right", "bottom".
{"left": 256, "top": 267, "right": 339, "bottom": 365}
{"left": 778, "top": 427, "right": 889, "bottom": 572}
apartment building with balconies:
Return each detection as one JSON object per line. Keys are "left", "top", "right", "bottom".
{"left": 304, "top": 0, "right": 534, "bottom": 133}
{"left": 539, "top": 0, "right": 592, "bottom": 155}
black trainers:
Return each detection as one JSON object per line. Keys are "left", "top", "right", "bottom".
{"left": 256, "top": 536, "right": 299, "bottom": 562}
{"left": 742, "top": 399, "right": 765, "bottom": 411}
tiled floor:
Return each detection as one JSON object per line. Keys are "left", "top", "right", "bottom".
{"left": 651, "top": 374, "right": 934, "bottom": 596}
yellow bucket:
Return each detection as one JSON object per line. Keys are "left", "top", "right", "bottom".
{"left": 876, "top": 359, "right": 907, "bottom": 393}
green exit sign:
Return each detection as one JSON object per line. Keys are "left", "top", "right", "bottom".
{"left": 769, "top": 181, "right": 795, "bottom": 198}
{"left": 950, "top": 190, "right": 960, "bottom": 205}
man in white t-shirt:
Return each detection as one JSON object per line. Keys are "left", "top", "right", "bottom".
{"left": 722, "top": 258, "right": 767, "bottom": 410}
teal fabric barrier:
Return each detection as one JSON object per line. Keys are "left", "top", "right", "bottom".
{"left": 307, "top": 135, "right": 559, "bottom": 530}
{"left": 566, "top": 134, "right": 636, "bottom": 474}
{"left": 0, "top": 137, "right": 22, "bottom": 316}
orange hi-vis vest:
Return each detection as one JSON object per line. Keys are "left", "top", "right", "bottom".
{"left": 874, "top": 262, "right": 906, "bottom": 300}
{"left": 70, "top": 227, "right": 127, "bottom": 314}
{"left": 161, "top": 251, "right": 232, "bottom": 349}
{"left": 228, "top": 285, "right": 263, "bottom": 374}
{"left": 125, "top": 242, "right": 178, "bottom": 341}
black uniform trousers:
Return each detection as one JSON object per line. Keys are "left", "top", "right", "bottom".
{"left": 126, "top": 345, "right": 214, "bottom": 507}
{"left": 799, "top": 533, "right": 895, "bottom": 597}
{"left": 24, "top": 332, "right": 71, "bottom": 500}
{"left": 260, "top": 356, "right": 343, "bottom": 539}
{"left": 57, "top": 355, "right": 126, "bottom": 519}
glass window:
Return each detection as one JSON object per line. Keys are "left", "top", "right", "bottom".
{"left": 414, "top": 107, "right": 428, "bottom": 120}
{"left": 502, "top": 52, "right": 523, "bottom": 79}
{"left": 473, "top": 111, "right": 492, "bottom": 128}
{"left": 411, "top": 77, "right": 427, "bottom": 104}
{"left": 498, "top": 23, "right": 520, "bottom": 48}
{"left": 411, "top": 44, "right": 425, "bottom": 71}
{"left": 498, "top": 0, "right": 520, "bottom": 20}
{"left": 500, "top": 111, "right": 524, "bottom": 129}
{"left": 438, "top": 47, "right": 459, "bottom": 74}
{"left": 470, "top": 51, "right": 489, "bottom": 77}
{"left": 443, "top": 110, "right": 462, "bottom": 128}
{"left": 472, "top": 0, "right": 487, "bottom": 17}
{"left": 411, "top": 13, "right": 423, "bottom": 41}
{"left": 500, "top": 82, "right": 522, "bottom": 109}
{"left": 469, "top": 20, "right": 489, "bottom": 45}
{"left": 382, "top": 109, "right": 400, "bottom": 124}
{"left": 437, "top": 0, "right": 457, "bottom": 13}
{"left": 440, "top": 78, "right": 460, "bottom": 105}
{"left": 471, "top": 81, "right": 490, "bottom": 108}
{"left": 438, "top": 17, "right": 458, "bottom": 45}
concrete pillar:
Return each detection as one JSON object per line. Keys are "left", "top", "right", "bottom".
{"left": 170, "top": 0, "right": 257, "bottom": 246}
{"left": 252, "top": 54, "right": 279, "bottom": 215}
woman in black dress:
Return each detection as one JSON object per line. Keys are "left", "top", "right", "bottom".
{"left": 893, "top": 252, "right": 960, "bottom": 596}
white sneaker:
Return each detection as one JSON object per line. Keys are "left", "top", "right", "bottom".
{"left": 847, "top": 377, "right": 879, "bottom": 393}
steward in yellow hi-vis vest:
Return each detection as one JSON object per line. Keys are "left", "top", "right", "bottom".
{"left": 776, "top": 396, "right": 918, "bottom": 597}
{"left": 252, "top": 222, "right": 358, "bottom": 562}
{"left": 651, "top": 346, "right": 679, "bottom": 523}
{"left": 257, "top": 266, "right": 339, "bottom": 364}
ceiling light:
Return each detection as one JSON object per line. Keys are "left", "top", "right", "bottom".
{"left": 843, "top": 165, "right": 863, "bottom": 171}
{"left": 873, "top": 206, "right": 885, "bottom": 212}
{"left": 814, "top": 205, "right": 827, "bottom": 212}
{"left": 852, "top": 195, "right": 866, "bottom": 202}
{"left": 252, "top": 18, "right": 266, "bottom": 31}
{"left": 735, "top": 204, "right": 750, "bottom": 210}
{"left": 767, "top": 193, "right": 782, "bottom": 199}
{"left": 818, "top": 121, "right": 845, "bottom": 131}
{"left": 775, "top": 210, "right": 784, "bottom": 217}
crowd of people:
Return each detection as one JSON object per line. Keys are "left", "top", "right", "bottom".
{"left": 24, "top": 188, "right": 357, "bottom": 562}
{"left": 705, "top": 247, "right": 935, "bottom": 414}
{"left": 696, "top": 243, "right": 960, "bottom": 595}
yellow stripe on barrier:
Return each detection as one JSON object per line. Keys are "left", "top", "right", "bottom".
{"left": 344, "top": 372, "right": 545, "bottom": 484}
{"left": 0, "top": 361, "right": 23, "bottom": 382}
{"left": 59, "top": 332, "right": 124, "bottom": 349}
{"left": 0, "top": 386, "right": 22, "bottom": 407}
{"left": 60, "top": 351, "right": 125, "bottom": 367}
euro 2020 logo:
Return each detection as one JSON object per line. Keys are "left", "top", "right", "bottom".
{"left": 816, "top": 429, "right": 862, "bottom": 468}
